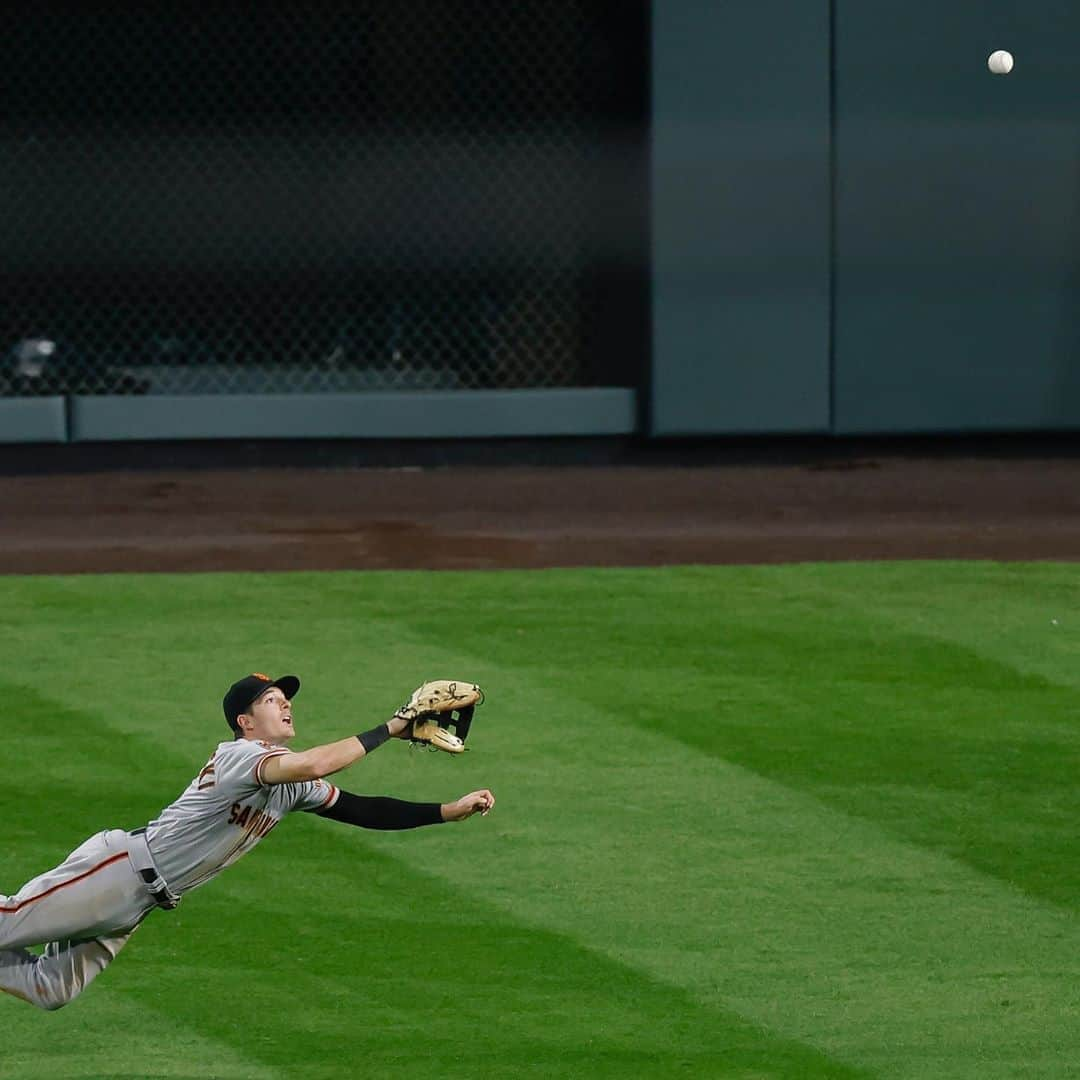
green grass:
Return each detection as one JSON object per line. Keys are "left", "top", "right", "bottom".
{"left": 1, "top": 563, "right": 1079, "bottom": 1078}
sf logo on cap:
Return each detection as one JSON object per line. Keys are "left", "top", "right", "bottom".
{"left": 251, "top": 673, "right": 270, "bottom": 681}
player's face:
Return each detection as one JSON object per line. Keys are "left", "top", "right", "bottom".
{"left": 245, "top": 687, "right": 295, "bottom": 744}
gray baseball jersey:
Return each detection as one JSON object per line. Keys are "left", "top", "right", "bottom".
{"left": 145, "top": 738, "right": 340, "bottom": 894}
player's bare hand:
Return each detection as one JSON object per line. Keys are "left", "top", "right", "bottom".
{"left": 441, "top": 790, "right": 495, "bottom": 822}
{"left": 387, "top": 715, "right": 412, "bottom": 739}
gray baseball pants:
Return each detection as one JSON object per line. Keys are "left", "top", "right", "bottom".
{"left": 0, "top": 828, "right": 162, "bottom": 1010}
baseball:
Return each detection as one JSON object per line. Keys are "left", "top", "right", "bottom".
{"left": 987, "top": 50, "right": 1014, "bottom": 75}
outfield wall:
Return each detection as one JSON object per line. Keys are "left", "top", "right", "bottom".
{"left": 4, "top": 0, "right": 1079, "bottom": 446}
{"left": 652, "top": 0, "right": 1080, "bottom": 436}
{"left": 67, "top": 389, "right": 637, "bottom": 441}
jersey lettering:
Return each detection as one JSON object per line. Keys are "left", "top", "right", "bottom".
{"left": 228, "top": 803, "right": 278, "bottom": 840}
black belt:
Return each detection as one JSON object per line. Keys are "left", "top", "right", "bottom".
{"left": 129, "top": 827, "right": 180, "bottom": 911}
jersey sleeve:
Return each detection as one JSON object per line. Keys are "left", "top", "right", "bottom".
{"left": 289, "top": 778, "right": 341, "bottom": 814}
{"left": 213, "top": 739, "right": 291, "bottom": 796}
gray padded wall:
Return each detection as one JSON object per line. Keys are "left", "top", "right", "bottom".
{"left": 69, "top": 389, "right": 636, "bottom": 441}
{"left": 651, "top": 0, "right": 831, "bottom": 435}
{"left": 0, "top": 398, "right": 67, "bottom": 443}
{"left": 834, "top": 1, "right": 1080, "bottom": 433}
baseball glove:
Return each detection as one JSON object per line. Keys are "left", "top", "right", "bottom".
{"left": 395, "top": 680, "right": 484, "bottom": 754}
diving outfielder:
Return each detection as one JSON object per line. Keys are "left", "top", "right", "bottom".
{"left": 0, "top": 673, "right": 494, "bottom": 1010}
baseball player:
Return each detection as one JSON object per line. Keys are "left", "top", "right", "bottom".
{"left": 0, "top": 672, "right": 495, "bottom": 1010}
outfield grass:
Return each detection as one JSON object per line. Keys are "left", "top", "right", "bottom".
{"left": 1, "top": 563, "right": 1079, "bottom": 1078}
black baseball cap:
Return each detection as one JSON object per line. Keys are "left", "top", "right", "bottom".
{"left": 223, "top": 673, "right": 300, "bottom": 735}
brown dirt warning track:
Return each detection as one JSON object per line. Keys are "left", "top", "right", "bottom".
{"left": 2, "top": 451, "right": 1080, "bottom": 573}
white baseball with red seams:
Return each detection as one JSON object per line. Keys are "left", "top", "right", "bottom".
{"left": 0, "top": 740, "right": 338, "bottom": 1010}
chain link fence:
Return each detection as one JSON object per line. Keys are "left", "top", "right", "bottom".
{"left": 1, "top": 3, "right": 631, "bottom": 397}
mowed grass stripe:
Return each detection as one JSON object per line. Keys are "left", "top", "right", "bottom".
{"left": 272, "top": 566, "right": 1080, "bottom": 1078}
{"left": 125, "top": 829, "right": 875, "bottom": 1079}
{"left": 701, "top": 562, "right": 1080, "bottom": 912}
{"left": 0, "top": 981, "right": 278, "bottom": 1080}
{"left": 344, "top": 563, "right": 1080, "bottom": 911}
{"left": 0, "top": 688, "right": 867, "bottom": 1080}
{"left": 352, "top": 660, "right": 1080, "bottom": 1080}
{"left": 780, "top": 561, "right": 1080, "bottom": 693}
{"left": 4, "top": 568, "right": 1080, "bottom": 1077}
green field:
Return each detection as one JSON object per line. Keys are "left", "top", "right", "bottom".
{"left": 2, "top": 563, "right": 1079, "bottom": 1078}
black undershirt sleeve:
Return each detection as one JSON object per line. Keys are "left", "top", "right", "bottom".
{"left": 315, "top": 788, "right": 444, "bottom": 830}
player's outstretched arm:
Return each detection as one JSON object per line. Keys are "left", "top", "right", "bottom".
{"left": 261, "top": 716, "right": 412, "bottom": 784}
{"left": 316, "top": 788, "right": 495, "bottom": 830}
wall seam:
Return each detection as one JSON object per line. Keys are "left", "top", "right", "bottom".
{"left": 827, "top": 0, "right": 838, "bottom": 435}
